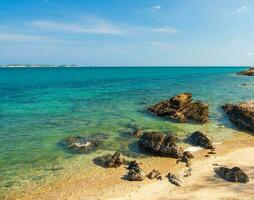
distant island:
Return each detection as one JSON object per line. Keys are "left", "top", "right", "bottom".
{"left": 0, "top": 64, "right": 81, "bottom": 68}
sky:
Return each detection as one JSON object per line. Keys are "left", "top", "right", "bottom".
{"left": 0, "top": 0, "right": 253, "bottom": 66}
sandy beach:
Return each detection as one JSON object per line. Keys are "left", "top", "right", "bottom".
{"left": 8, "top": 133, "right": 254, "bottom": 200}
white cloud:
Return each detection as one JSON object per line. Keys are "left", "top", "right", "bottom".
{"left": 151, "top": 5, "right": 161, "bottom": 12}
{"left": 248, "top": 52, "right": 253, "bottom": 56}
{"left": 153, "top": 27, "right": 177, "bottom": 34}
{"left": 236, "top": 6, "right": 248, "bottom": 13}
{"left": 29, "top": 18, "right": 125, "bottom": 35}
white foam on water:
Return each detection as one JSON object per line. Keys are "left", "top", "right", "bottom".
{"left": 185, "top": 146, "right": 202, "bottom": 152}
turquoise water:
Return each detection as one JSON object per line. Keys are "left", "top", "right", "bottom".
{"left": 0, "top": 67, "right": 253, "bottom": 198}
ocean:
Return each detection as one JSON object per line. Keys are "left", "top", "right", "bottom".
{"left": 0, "top": 66, "right": 253, "bottom": 198}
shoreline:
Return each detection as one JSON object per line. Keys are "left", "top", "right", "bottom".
{"left": 6, "top": 133, "right": 254, "bottom": 200}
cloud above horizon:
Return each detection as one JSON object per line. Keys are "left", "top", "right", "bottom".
{"left": 236, "top": 5, "right": 248, "bottom": 13}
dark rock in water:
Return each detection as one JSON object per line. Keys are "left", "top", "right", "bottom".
{"left": 214, "top": 167, "right": 249, "bottom": 183}
{"left": 147, "top": 169, "right": 161, "bottom": 180}
{"left": 148, "top": 93, "right": 208, "bottom": 123}
{"left": 139, "top": 132, "right": 183, "bottom": 158}
{"left": 222, "top": 101, "right": 254, "bottom": 131}
{"left": 126, "top": 167, "right": 146, "bottom": 181}
{"left": 189, "top": 131, "right": 214, "bottom": 149}
{"left": 237, "top": 67, "right": 254, "bottom": 76}
{"left": 166, "top": 173, "right": 182, "bottom": 187}
{"left": 93, "top": 154, "right": 113, "bottom": 167}
{"left": 104, "top": 151, "right": 123, "bottom": 168}
{"left": 64, "top": 136, "right": 100, "bottom": 153}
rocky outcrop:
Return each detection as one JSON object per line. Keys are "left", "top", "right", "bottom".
{"left": 237, "top": 67, "right": 254, "bottom": 76}
{"left": 177, "top": 151, "right": 194, "bottom": 167}
{"left": 139, "top": 132, "right": 183, "bottom": 158}
{"left": 104, "top": 151, "right": 123, "bottom": 168}
{"left": 189, "top": 131, "right": 214, "bottom": 149}
{"left": 148, "top": 93, "right": 208, "bottom": 123}
{"left": 214, "top": 167, "right": 249, "bottom": 183}
{"left": 222, "top": 101, "right": 254, "bottom": 131}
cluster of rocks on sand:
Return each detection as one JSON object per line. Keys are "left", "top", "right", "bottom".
{"left": 63, "top": 91, "right": 253, "bottom": 186}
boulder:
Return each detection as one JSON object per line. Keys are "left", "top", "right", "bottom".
{"left": 147, "top": 169, "right": 161, "bottom": 180}
{"left": 148, "top": 93, "right": 208, "bottom": 123}
{"left": 139, "top": 132, "right": 183, "bottom": 158}
{"left": 222, "top": 101, "right": 254, "bottom": 131}
{"left": 127, "top": 160, "right": 141, "bottom": 170}
{"left": 237, "top": 67, "right": 254, "bottom": 76}
{"left": 214, "top": 167, "right": 249, "bottom": 183}
{"left": 189, "top": 131, "right": 214, "bottom": 149}
{"left": 104, "top": 151, "right": 123, "bottom": 168}
{"left": 177, "top": 151, "right": 194, "bottom": 166}
{"left": 126, "top": 167, "right": 146, "bottom": 181}
{"left": 166, "top": 173, "right": 182, "bottom": 186}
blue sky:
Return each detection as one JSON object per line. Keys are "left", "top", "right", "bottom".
{"left": 0, "top": 0, "right": 253, "bottom": 66}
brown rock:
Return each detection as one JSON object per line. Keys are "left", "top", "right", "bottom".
{"left": 148, "top": 93, "right": 208, "bottom": 123}
{"left": 237, "top": 67, "right": 254, "bottom": 76}
{"left": 104, "top": 151, "right": 123, "bottom": 168}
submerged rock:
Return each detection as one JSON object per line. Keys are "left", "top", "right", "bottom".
{"left": 166, "top": 173, "right": 182, "bottom": 187}
{"left": 148, "top": 93, "right": 208, "bottom": 123}
{"left": 104, "top": 151, "right": 123, "bottom": 168}
{"left": 147, "top": 169, "right": 161, "bottom": 180}
{"left": 131, "top": 128, "right": 143, "bottom": 138}
{"left": 214, "top": 167, "right": 249, "bottom": 183}
{"left": 189, "top": 131, "right": 214, "bottom": 149}
{"left": 126, "top": 166, "right": 146, "bottom": 181}
{"left": 64, "top": 136, "right": 100, "bottom": 153}
{"left": 222, "top": 101, "right": 254, "bottom": 131}
{"left": 139, "top": 132, "right": 183, "bottom": 158}
{"left": 237, "top": 67, "right": 254, "bottom": 76}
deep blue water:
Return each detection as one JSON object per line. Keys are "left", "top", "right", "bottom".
{"left": 0, "top": 67, "right": 253, "bottom": 198}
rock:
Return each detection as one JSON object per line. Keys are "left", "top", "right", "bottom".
{"left": 64, "top": 136, "right": 100, "bottom": 153}
{"left": 127, "top": 160, "right": 141, "bottom": 170}
{"left": 126, "top": 167, "right": 146, "bottom": 181}
{"left": 147, "top": 169, "right": 161, "bottom": 180}
{"left": 177, "top": 151, "right": 194, "bottom": 166}
{"left": 214, "top": 167, "right": 249, "bottom": 183}
{"left": 189, "top": 131, "right": 214, "bottom": 149}
{"left": 166, "top": 173, "right": 182, "bottom": 186}
{"left": 104, "top": 151, "right": 123, "bottom": 168}
{"left": 139, "top": 132, "right": 183, "bottom": 158}
{"left": 237, "top": 67, "right": 254, "bottom": 76}
{"left": 222, "top": 101, "right": 254, "bottom": 131}
{"left": 148, "top": 93, "right": 208, "bottom": 123}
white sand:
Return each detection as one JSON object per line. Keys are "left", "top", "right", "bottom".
{"left": 110, "top": 147, "right": 254, "bottom": 200}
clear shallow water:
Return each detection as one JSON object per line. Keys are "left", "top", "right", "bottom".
{"left": 0, "top": 67, "right": 253, "bottom": 198}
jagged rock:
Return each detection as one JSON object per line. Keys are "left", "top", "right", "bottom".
{"left": 222, "top": 101, "right": 254, "bottom": 131}
{"left": 237, "top": 67, "right": 254, "bottom": 76}
{"left": 177, "top": 151, "right": 194, "bottom": 166}
{"left": 214, "top": 167, "right": 249, "bottom": 183}
{"left": 127, "top": 160, "right": 141, "bottom": 170}
{"left": 147, "top": 169, "right": 161, "bottom": 180}
{"left": 148, "top": 93, "right": 208, "bottom": 123}
{"left": 166, "top": 173, "right": 182, "bottom": 186}
{"left": 139, "top": 132, "right": 183, "bottom": 158}
{"left": 189, "top": 131, "right": 214, "bottom": 149}
{"left": 104, "top": 151, "right": 123, "bottom": 168}
{"left": 126, "top": 167, "right": 146, "bottom": 181}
